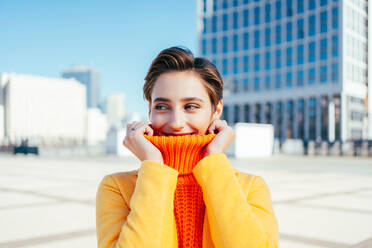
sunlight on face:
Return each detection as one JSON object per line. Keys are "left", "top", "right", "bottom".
{"left": 149, "top": 71, "right": 216, "bottom": 136}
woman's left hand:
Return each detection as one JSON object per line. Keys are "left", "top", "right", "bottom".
{"left": 204, "top": 119, "right": 235, "bottom": 157}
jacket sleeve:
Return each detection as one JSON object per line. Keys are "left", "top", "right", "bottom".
{"left": 192, "top": 153, "right": 279, "bottom": 248}
{"left": 96, "top": 160, "right": 179, "bottom": 248}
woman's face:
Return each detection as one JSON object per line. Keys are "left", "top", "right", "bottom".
{"left": 149, "top": 71, "right": 222, "bottom": 136}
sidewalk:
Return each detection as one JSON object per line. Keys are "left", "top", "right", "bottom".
{"left": 0, "top": 154, "right": 371, "bottom": 248}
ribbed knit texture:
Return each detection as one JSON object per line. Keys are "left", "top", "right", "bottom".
{"left": 144, "top": 133, "right": 216, "bottom": 248}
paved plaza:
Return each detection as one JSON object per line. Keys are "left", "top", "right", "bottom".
{"left": 0, "top": 153, "right": 371, "bottom": 248}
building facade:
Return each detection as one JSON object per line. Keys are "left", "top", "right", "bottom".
{"left": 62, "top": 65, "right": 100, "bottom": 108}
{"left": 197, "top": 0, "right": 369, "bottom": 142}
{"left": 0, "top": 73, "right": 86, "bottom": 145}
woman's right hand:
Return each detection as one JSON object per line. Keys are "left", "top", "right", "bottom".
{"left": 123, "top": 121, "right": 164, "bottom": 164}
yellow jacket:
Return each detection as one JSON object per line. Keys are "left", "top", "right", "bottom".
{"left": 96, "top": 153, "right": 279, "bottom": 248}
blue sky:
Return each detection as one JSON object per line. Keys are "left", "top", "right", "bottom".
{"left": 0, "top": 0, "right": 197, "bottom": 118}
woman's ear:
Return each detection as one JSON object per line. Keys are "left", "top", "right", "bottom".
{"left": 212, "top": 100, "right": 223, "bottom": 121}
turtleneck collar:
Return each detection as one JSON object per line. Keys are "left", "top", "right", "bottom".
{"left": 144, "top": 134, "right": 216, "bottom": 175}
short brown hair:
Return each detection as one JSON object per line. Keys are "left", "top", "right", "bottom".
{"left": 143, "top": 47, "right": 223, "bottom": 111}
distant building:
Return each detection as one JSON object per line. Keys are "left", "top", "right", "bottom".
{"left": 62, "top": 65, "right": 100, "bottom": 108}
{"left": 106, "top": 93, "right": 126, "bottom": 129}
{"left": 197, "top": 0, "right": 370, "bottom": 142}
{"left": 86, "top": 108, "right": 108, "bottom": 145}
{"left": 0, "top": 73, "right": 86, "bottom": 145}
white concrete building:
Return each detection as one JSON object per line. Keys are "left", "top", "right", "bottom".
{"left": 106, "top": 93, "right": 126, "bottom": 129}
{"left": 85, "top": 108, "right": 108, "bottom": 145}
{"left": 197, "top": 0, "right": 369, "bottom": 142}
{"left": 0, "top": 73, "right": 86, "bottom": 146}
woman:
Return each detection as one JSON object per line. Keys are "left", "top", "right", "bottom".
{"left": 96, "top": 47, "right": 278, "bottom": 248}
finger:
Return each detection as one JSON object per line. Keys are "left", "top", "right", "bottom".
{"left": 143, "top": 125, "right": 154, "bottom": 136}
{"left": 133, "top": 121, "right": 145, "bottom": 129}
{"left": 212, "top": 120, "right": 227, "bottom": 132}
{"left": 208, "top": 120, "right": 218, "bottom": 134}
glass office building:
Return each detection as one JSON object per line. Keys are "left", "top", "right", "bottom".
{"left": 197, "top": 0, "right": 370, "bottom": 142}
{"left": 62, "top": 66, "right": 100, "bottom": 109}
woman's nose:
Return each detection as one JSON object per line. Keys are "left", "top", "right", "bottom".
{"left": 169, "top": 111, "right": 184, "bottom": 130}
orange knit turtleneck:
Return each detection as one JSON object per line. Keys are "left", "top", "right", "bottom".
{"left": 144, "top": 134, "right": 216, "bottom": 248}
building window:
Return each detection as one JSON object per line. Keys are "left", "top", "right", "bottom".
{"left": 286, "top": 71, "right": 293, "bottom": 88}
{"left": 309, "top": 67, "right": 315, "bottom": 84}
{"left": 203, "top": 18, "right": 207, "bottom": 34}
{"left": 309, "top": 0, "right": 316, "bottom": 10}
{"left": 297, "top": 99, "right": 305, "bottom": 139}
{"left": 265, "top": 28, "right": 271, "bottom": 47}
{"left": 254, "top": 7, "right": 260, "bottom": 25}
{"left": 297, "top": 44, "right": 304, "bottom": 64}
{"left": 265, "top": 3, "right": 271, "bottom": 23}
{"left": 320, "top": 0, "right": 327, "bottom": 6}
{"left": 331, "top": 63, "right": 338, "bottom": 82}
{"left": 350, "top": 112, "right": 364, "bottom": 122}
{"left": 212, "top": 15, "right": 217, "bottom": 33}
{"left": 222, "top": 36, "right": 228, "bottom": 53}
{"left": 254, "top": 77, "right": 260, "bottom": 91}
{"left": 233, "top": 34, "right": 239, "bottom": 52}
{"left": 233, "top": 0, "right": 238, "bottom": 7}
{"left": 286, "top": 0, "right": 293, "bottom": 16}
{"left": 286, "top": 100, "right": 294, "bottom": 138}
{"left": 275, "top": 101, "right": 283, "bottom": 138}
{"left": 244, "top": 55, "right": 249, "bottom": 72}
{"left": 243, "top": 32, "right": 249, "bottom": 50}
{"left": 213, "top": 0, "right": 217, "bottom": 11}
{"left": 309, "top": 98, "right": 316, "bottom": 140}
{"left": 265, "top": 52, "right": 271, "bottom": 70}
{"left": 265, "top": 75, "right": 271, "bottom": 90}
{"left": 223, "top": 14, "right": 228, "bottom": 31}
{"left": 332, "top": 7, "right": 338, "bottom": 29}
{"left": 320, "top": 11, "right": 327, "bottom": 33}
{"left": 332, "top": 35, "right": 338, "bottom": 57}
{"left": 286, "top": 22, "right": 293, "bottom": 42}
{"left": 275, "top": 50, "right": 281, "bottom": 68}
{"left": 233, "top": 11, "right": 239, "bottom": 29}
{"left": 297, "top": 0, "right": 304, "bottom": 13}
{"left": 243, "top": 78, "right": 249, "bottom": 91}
{"left": 309, "top": 15, "right": 316, "bottom": 36}
{"left": 297, "top": 19, "right": 304, "bottom": 39}
{"left": 244, "top": 104, "right": 250, "bottom": 122}
{"left": 254, "top": 53, "right": 260, "bottom": 71}
{"left": 212, "top": 38, "right": 217, "bottom": 54}
{"left": 233, "top": 79, "right": 239, "bottom": 93}
{"left": 275, "top": 25, "right": 281, "bottom": 44}
{"left": 297, "top": 70, "right": 304, "bottom": 86}
{"left": 243, "top": 9, "right": 249, "bottom": 27}
{"left": 233, "top": 57, "right": 239, "bottom": 74}
{"left": 222, "top": 58, "right": 228, "bottom": 75}
{"left": 254, "top": 103, "right": 261, "bottom": 123}
{"left": 222, "top": 0, "right": 228, "bottom": 9}
{"left": 320, "top": 38, "right": 327, "bottom": 60}
{"left": 320, "top": 65, "right": 327, "bottom": 83}
{"left": 309, "top": 41, "right": 316, "bottom": 62}
{"left": 286, "top": 47, "right": 293, "bottom": 66}
{"left": 233, "top": 105, "right": 240, "bottom": 123}
{"left": 275, "top": 1, "right": 282, "bottom": 20}
{"left": 202, "top": 39, "right": 207, "bottom": 55}
{"left": 254, "top": 30, "right": 260, "bottom": 48}
{"left": 275, "top": 73, "right": 281, "bottom": 89}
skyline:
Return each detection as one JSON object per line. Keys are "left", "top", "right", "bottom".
{"left": 0, "top": 0, "right": 197, "bottom": 118}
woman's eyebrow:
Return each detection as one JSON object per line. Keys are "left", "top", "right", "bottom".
{"left": 153, "top": 97, "right": 170, "bottom": 102}
{"left": 181, "top": 97, "right": 204, "bottom": 103}
{"left": 153, "top": 97, "right": 204, "bottom": 103}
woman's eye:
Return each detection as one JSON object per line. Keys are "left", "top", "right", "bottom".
{"left": 154, "top": 105, "right": 168, "bottom": 110}
{"left": 185, "top": 104, "right": 199, "bottom": 110}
